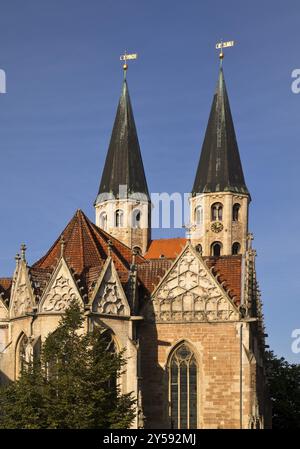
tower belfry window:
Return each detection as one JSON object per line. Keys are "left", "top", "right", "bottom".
{"left": 99, "top": 212, "right": 107, "bottom": 230}
{"left": 232, "top": 203, "right": 240, "bottom": 222}
{"left": 195, "top": 206, "right": 203, "bottom": 226}
{"left": 211, "top": 203, "right": 223, "bottom": 221}
{"left": 132, "top": 209, "right": 141, "bottom": 228}
{"left": 211, "top": 241, "right": 222, "bottom": 257}
{"left": 232, "top": 242, "right": 240, "bottom": 255}
{"left": 115, "top": 209, "right": 124, "bottom": 228}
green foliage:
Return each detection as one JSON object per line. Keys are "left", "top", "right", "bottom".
{"left": 0, "top": 300, "right": 135, "bottom": 429}
{"left": 265, "top": 350, "right": 300, "bottom": 429}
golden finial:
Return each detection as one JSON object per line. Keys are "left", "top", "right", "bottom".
{"left": 120, "top": 51, "right": 138, "bottom": 79}
{"left": 216, "top": 40, "right": 235, "bottom": 64}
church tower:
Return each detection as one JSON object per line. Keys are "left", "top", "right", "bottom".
{"left": 95, "top": 64, "right": 151, "bottom": 254}
{"left": 188, "top": 56, "right": 250, "bottom": 257}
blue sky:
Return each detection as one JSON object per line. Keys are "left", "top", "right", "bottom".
{"left": 0, "top": 0, "right": 299, "bottom": 362}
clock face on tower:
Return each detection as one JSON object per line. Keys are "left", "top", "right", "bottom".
{"left": 211, "top": 221, "right": 224, "bottom": 233}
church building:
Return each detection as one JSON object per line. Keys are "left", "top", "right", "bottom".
{"left": 0, "top": 53, "right": 271, "bottom": 429}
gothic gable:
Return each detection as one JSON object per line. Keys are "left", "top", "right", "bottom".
{"left": 144, "top": 244, "right": 239, "bottom": 323}
{"left": 91, "top": 258, "right": 130, "bottom": 316}
{"left": 10, "top": 262, "right": 35, "bottom": 318}
{"left": 39, "top": 258, "right": 83, "bottom": 313}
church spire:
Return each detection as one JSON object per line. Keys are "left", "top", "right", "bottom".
{"left": 192, "top": 65, "right": 249, "bottom": 196}
{"left": 95, "top": 56, "right": 151, "bottom": 254}
{"left": 95, "top": 71, "right": 149, "bottom": 205}
{"left": 188, "top": 49, "right": 250, "bottom": 257}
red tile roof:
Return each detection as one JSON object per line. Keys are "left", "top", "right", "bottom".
{"left": 0, "top": 278, "right": 12, "bottom": 291}
{"left": 204, "top": 255, "right": 242, "bottom": 303}
{"left": 144, "top": 238, "right": 187, "bottom": 259}
{"left": 0, "top": 213, "right": 242, "bottom": 307}
{"left": 0, "top": 278, "right": 12, "bottom": 304}
{"left": 31, "top": 210, "right": 145, "bottom": 299}
{"left": 138, "top": 259, "right": 173, "bottom": 295}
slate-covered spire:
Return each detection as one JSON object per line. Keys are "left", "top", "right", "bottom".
{"left": 96, "top": 79, "right": 149, "bottom": 204}
{"left": 192, "top": 67, "right": 249, "bottom": 196}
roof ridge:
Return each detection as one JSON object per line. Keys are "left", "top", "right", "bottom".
{"left": 77, "top": 210, "right": 86, "bottom": 271}
{"left": 79, "top": 211, "right": 108, "bottom": 265}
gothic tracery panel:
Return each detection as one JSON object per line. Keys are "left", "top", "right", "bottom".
{"left": 10, "top": 267, "right": 35, "bottom": 318}
{"left": 146, "top": 247, "right": 238, "bottom": 323}
{"left": 12, "top": 283, "right": 34, "bottom": 317}
{"left": 92, "top": 261, "right": 129, "bottom": 316}
{"left": 42, "top": 275, "right": 79, "bottom": 312}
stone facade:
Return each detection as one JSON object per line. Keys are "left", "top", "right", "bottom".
{"left": 0, "top": 62, "right": 271, "bottom": 429}
{"left": 189, "top": 192, "right": 249, "bottom": 256}
{"left": 0, "top": 227, "right": 271, "bottom": 428}
{"left": 95, "top": 197, "right": 151, "bottom": 254}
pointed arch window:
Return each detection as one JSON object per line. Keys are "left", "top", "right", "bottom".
{"left": 101, "top": 329, "right": 117, "bottom": 354}
{"left": 211, "top": 241, "right": 222, "bottom": 257}
{"left": 211, "top": 202, "right": 223, "bottom": 221}
{"left": 132, "top": 209, "right": 141, "bottom": 229}
{"left": 115, "top": 209, "right": 124, "bottom": 228}
{"left": 194, "top": 206, "right": 203, "bottom": 226}
{"left": 19, "top": 334, "right": 28, "bottom": 373}
{"left": 99, "top": 212, "right": 107, "bottom": 230}
{"left": 169, "top": 343, "right": 198, "bottom": 429}
{"left": 232, "top": 203, "right": 240, "bottom": 222}
{"left": 16, "top": 333, "right": 33, "bottom": 376}
{"left": 101, "top": 329, "right": 118, "bottom": 391}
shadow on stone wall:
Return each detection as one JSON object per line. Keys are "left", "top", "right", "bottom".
{"left": 138, "top": 299, "right": 172, "bottom": 429}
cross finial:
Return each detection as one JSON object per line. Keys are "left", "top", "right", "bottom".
{"left": 120, "top": 51, "right": 138, "bottom": 79}
{"left": 21, "top": 243, "right": 27, "bottom": 262}
{"left": 15, "top": 253, "right": 21, "bottom": 266}
{"left": 216, "top": 40, "right": 235, "bottom": 66}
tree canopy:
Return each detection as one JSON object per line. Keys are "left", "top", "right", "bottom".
{"left": 0, "top": 300, "right": 135, "bottom": 429}
{"left": 265, "top": 350, "right": 300, "bottom": 429}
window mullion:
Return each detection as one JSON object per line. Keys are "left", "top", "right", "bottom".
{"left": 178, "top": 361, "right": 181, "bottom": 429}
{"left": 187, "top": 361, "right": 190, "bottom": 429}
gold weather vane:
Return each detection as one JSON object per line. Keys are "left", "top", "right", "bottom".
{"left": 216, "top": 40, "right": 235, "bottom": 65}
{"left": 120, "top": 51, "right": 138, "bottom": 78}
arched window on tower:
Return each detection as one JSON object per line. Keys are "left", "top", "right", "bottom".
{"left": 211, "top": 241, "right": 222, "bottom": 257}
{"left": 132, "top": 209, "right": 141, "bottom": 229}
{"left": 232, "top": 203, "right": 240, "bottom": 222}
{"left": 99, "top": 212, "right": 107, "bottom": 231}
{"left": 133, "top": 246, "right": 142, "bottom": 255}
{"left": 169, "top": 342, "right": 198, "bottom": 429}
{"left": 195, "top": 243, "right": 202, "bottom": 255}
{"left": 232, "top": 242, "right": 240, "bottom": 255}
{"left": 115, "top": 209, "right": 124, "bottom": 228}
{"left": 211, "top": 202, "right": 223, "bottom": 221}
{"left": 194, "top": 206, "right": 203, "bottom": 226}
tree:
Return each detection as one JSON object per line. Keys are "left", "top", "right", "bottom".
{"left": 0, "top": 300, "right": 135, "bottom": 429}
{"left": 265, "top": 350, "right": 300, "bottom": 429}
